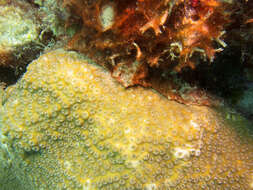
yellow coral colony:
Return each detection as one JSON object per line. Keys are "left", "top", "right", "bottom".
{"left": 0, "top": 49, "right": 253, "bottom": 190}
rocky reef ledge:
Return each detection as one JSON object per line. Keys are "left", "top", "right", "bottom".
{"left": 0, "top": 49, "right": 253, "bottom": 190}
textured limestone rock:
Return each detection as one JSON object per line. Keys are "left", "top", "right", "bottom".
{"left": 0, "top": 0, "right": 41, "bottom": 67}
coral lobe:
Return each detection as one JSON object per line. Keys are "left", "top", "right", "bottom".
{"left": 0, "top": 49, "right": 252, "bottom": 190}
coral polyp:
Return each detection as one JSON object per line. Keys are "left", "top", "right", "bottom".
{"left": 65, "top": 0, "right": 232, "bottom": 86}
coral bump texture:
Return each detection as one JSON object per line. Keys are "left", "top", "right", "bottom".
{"left": 0, "top": 49, "right": 253, "bottom": 189}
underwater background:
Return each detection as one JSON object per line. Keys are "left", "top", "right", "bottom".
{"left": 0, "top": 0, "right": 253, "bottom": 189}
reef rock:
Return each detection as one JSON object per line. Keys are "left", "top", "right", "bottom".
{"left": 65, "top": 0, "right": 233, "bottom": 86}
{"left": 0, "top": 0, "right": 42, "bottom": 68}
{"left": 0, "top": 49, "right": 253, "bottom": 190}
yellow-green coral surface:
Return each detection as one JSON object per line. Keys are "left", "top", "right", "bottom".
{"left": 0, "top": 49, "right": 253, "bottom": 190}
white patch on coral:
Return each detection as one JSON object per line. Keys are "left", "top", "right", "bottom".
{"left": 190, "top": 120, "right": 200, "bottom": 130}
{"left": 64, "top": 161, "right": 72, "bottom": 169}
{"left": 193, "top": 149, "right": 201, "bottom": 156}
{"left": 82, "top": 179, "right": 91, "bottom": 190}
{"left": 145, "top": 183, "right": 157, "bottom": 190}
{"left": 130, "top": 160, "right": 139, "bottom": 168}
{"left": 125, "top": 128, "right": 131, "bottom": 134}
{"left": 12, "top": 99, "right": 19, "bottom": 105}
{"left": 67, "top": 70, "right": 74, "bottom": 78}
{"left": 173, "top": 147, "right": 191, "bottom": 159}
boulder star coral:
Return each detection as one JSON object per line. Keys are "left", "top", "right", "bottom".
{"left": 0, "top": 49, "right": 253, "bottom": 189}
